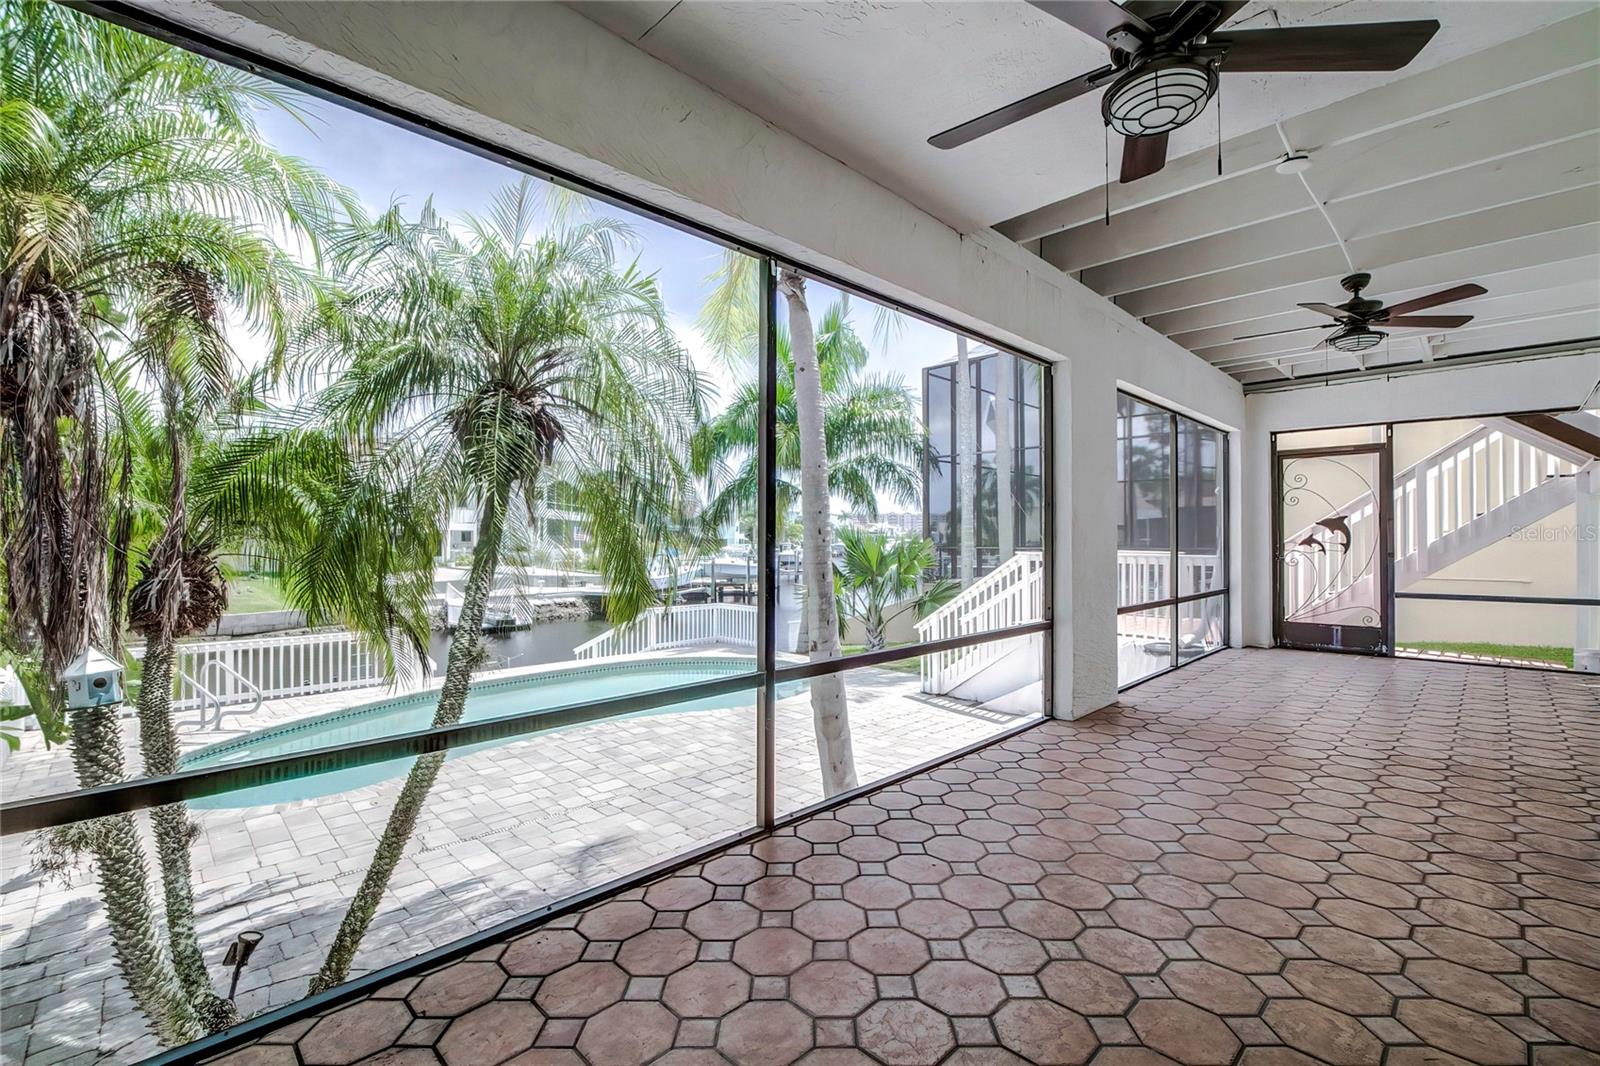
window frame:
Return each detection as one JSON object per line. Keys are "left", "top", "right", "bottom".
{"left": 1116, "top": 391, "right": 1231, "bottom": 690}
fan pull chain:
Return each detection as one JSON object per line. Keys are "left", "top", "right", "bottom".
{"left": 1216, "top": 77, "right": 1223, "bottom": 176}
{"left": 1104, "top": 123, "right": 1111, "bottom": 226}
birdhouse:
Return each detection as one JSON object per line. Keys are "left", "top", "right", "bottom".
{"left": 60, "top": 647, "right": 125, "bottom": 710}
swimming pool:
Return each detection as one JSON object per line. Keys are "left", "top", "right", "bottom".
{"left": 181, "top": 657, "right": 764, "bottom": 808}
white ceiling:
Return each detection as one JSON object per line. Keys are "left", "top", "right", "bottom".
{"left": 572, "top": 1, "right": 1600, "bottom": 384}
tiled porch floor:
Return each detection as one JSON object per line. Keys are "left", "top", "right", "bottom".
{"left": 218, "top": 648, "right": 1599, "bottom": 1066}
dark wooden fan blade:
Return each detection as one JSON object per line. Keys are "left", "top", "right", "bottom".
{"left": 1297, "top": 302, "right": 1348, "bottom": 319}
{"left": 1120, "top": 131, "right": 1169, "bottom": 183}
{"left": 1214, "top": 20, "right": 1440, "bottom": 71}
{"left": 1383, "top": 315, "right": 1473, "bottom": 329}
{"left": 1382, "top": 283, "right": 1487, "bottom": 318}
{"left": 1028, "top": 1, "right": 1154, "bottom": 43}
{"left": 930, "top": 65, "right": 1115, "bottom": 149}
{"left": 1233, "top": 323, "right": 1334, "bottom": 341}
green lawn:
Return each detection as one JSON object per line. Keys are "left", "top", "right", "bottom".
{"left": 1399, "top": 641, "right": 1573, "bottom": 668}
{"left": 226, "top": 575, "right": 291, "bottom": 614}
{"left": 840, "top": 645, "right": 922, "bottom": 674}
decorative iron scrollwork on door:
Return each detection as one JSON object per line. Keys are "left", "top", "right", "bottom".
{"left": 1280, "top": 457, "right": 1381, "bottom": 630}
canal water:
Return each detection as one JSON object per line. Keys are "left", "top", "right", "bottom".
{"left": 426, "top": 618, "right": 611, "bottom": 674}
{"left": 422, "top": 576, "right": 804, "bottom": 674}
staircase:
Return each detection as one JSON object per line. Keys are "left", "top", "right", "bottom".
{"left": 1284, "top": 414, "right": 1598, "bottom": 619}
{"left": 1392, "top": 415, "right": 1596, "bottom": 589}
{"left": 914, "top": 551, "right": 1044, "bottom": 702}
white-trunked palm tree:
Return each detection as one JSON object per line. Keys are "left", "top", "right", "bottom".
{"left": 695, "top": 270, "right": 922, "bottom": 794}
{"left": 308, "top": 180, "right": 705, "bottom": 992}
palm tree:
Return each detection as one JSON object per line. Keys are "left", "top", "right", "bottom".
{"left": 834, "top": 529, "right": 958, "bottom": 651}
{"left": 2, "top": 0, "right": 351, "bottom": 1042}
{"left": 696, "top": 258, "right": 923, "bottom": 795}
{"left": 693, "top": 300, "right": 923, "bottom": 530}
{"left": 307, "top": 180, "right": 705, "bottom": 991}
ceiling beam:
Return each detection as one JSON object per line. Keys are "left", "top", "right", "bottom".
{"left": 1046, "top": 70, "right": 1597, "bottom": 272}
{"left": 1328, "top": 132, "right": 1600, "bottom": 241}
{"left": 1145, "top": 223, "right": 1600, "bottom": 336}
{"left": 1116, "top": 187, "right": 1600, "bottom": 318}
{"left": 1168, "top": 256, "right": 1600, "bottom": 353}
{"left": 996, "top": 9, "right": 1600, "bottom": 242}
{"left": 1052, "top": 72, "right": 1599, "bottom": 289}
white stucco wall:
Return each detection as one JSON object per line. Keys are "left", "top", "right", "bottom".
{"left": 140, "top": 0, "right": 1246, "bottom": 716}
{"left": 1241, "top": 350, "right": 1600, "bottom": 647}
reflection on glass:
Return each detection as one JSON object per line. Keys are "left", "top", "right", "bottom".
{"left": 776, "top": 638, "right": 1044, "bottom": 817}
{"left": 1178, "top": 419, "right": 1224, "bottom": 596}
{"left": 1117, "top": 606, "right": 1175, "bottom": 688}
{"left": 1177, "top": 597, "right": 1227, "bottom": 662}
{"left": 1116, "top": 395, "right": 1173, "bottom": 608}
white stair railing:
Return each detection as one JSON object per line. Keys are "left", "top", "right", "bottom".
{"left": 915, "top": 552, "right": 1044, "bottom": 694}
{"left": 1116, "top": 550, "right": 1222, "bottom": 609}
{"left": 1393, "top": 424, "right": 1579, "bottom": 589}
{"left": 574, "top": 604, "right": 758, "bottom": 660}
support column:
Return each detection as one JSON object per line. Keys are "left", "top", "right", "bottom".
{"left": 1575, "top": 464, "right": 1599, "bottom": 673}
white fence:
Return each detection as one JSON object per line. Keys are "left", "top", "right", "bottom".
{"left": 573, "top": 604, "right": 758, "bottom": 660}
{"left": 154, "top": 630, "right": 386, "bottom": 711}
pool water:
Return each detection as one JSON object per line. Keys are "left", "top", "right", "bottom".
{"left": 182, "top": 657, "right": 763, "bottom": 808}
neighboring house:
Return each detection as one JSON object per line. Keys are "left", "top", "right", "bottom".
{"left": 922, "top": 347, "right": 1047, "bottom": 579}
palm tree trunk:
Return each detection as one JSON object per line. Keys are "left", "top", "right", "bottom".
{"left": 865, "top": 614, "right": 886, "bottom": 653}
{"left": 310, "top": 487, "right": 507, "bottom": 994}
{"left": 135, "top": 378, "right": 237, "bottom": 1030}
{"left": 780, "top": 268, "right": 856, "bottom": 796}
{"left": 137, "top": 637, "right": 238, "bottom": 1031}
{"left": 70, "top": 706, "right": 202, "bottom": 1047}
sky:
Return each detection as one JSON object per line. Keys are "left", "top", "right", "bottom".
{"left": 249, "top": 91, "right": 970, "bottom": 431}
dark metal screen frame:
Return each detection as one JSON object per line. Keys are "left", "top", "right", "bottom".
{"left": 1271, "top": 439, "right": 1396, "bottom": 655}
{"left": 1115, "top": 392, "right": 1232, "bottom": 690}
{"left": 5, "top": 9, "right": 1063, "bottom": 1064}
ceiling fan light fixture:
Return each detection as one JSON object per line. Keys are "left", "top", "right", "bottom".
{"left": 1275, "top": 151, "right": 1313, "bottom": 175}
{"left": 1102, "top": 57, "right": 1217, "bottom": 137}
{"left": 1330, "top": 326, "right": 1385, "bottom": 353}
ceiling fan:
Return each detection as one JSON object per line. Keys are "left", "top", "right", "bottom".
{"left": 928, "top": 1, "right": 1440, "bottom": 183}
{"left": 1234, "top": 272, "right": 1488, "bottom": 353}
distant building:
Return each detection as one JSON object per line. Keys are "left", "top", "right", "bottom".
{"left": 923, "top": 348, "right": 1045, "bottom": 578}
